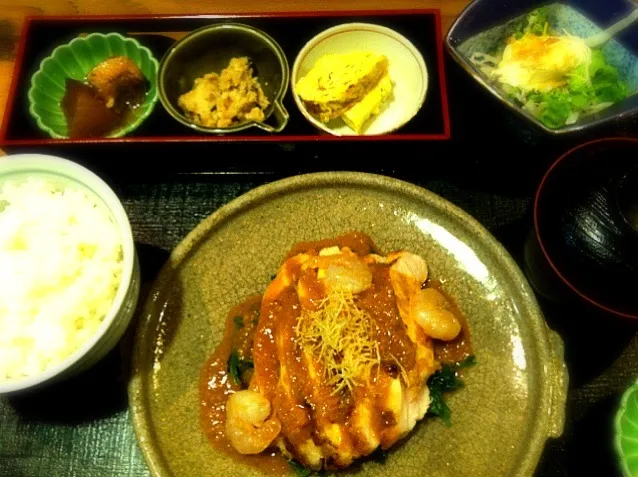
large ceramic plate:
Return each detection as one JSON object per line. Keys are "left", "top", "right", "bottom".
{"left": 129, "top": 172, "right": 568, "bottom": 477}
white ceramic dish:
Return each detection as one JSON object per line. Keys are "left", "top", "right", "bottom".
{"left": 0, "top": 154, "right": 140, "bottom": 394}
{"left": 292, "top": 23, "right": 428, "bottom": 136}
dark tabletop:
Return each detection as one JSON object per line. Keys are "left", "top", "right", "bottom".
{"left": 2, "top": 54, "right": 638, "bottom": 477}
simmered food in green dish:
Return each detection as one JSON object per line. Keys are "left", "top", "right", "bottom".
{"left": 62, "top": 56, "right": 149, "bottom": 138}
{"left": 470, "top": 8, "right": 629, "bottom": 129}
{"left": 28, "top": 32, "right": 159, "bottom": 139}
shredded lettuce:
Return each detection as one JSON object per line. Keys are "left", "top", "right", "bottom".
{"left": 512, "top": 6, "right": 551, "bottom": 39}
{"left": 520, "top": 49, "right": 628, "bottom": 128}
{"left": 588, "top": 50, "right": 629, "bottom": 103}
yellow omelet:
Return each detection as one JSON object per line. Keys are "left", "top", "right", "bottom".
{"left": 342, "top": 74, "right": 393, "bottom": 133}
{"left": 296, "top": 52, "right": 389, "bottom": 123}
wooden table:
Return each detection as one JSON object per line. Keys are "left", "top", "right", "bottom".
{"left": 0, "top": 0, "right": 470, "bottom": 143}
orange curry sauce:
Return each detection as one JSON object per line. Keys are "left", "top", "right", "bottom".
{"left": 199, "top": 232, "right": 472, "bottom": 474}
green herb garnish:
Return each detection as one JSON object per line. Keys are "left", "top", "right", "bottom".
{"left": 370, "top": 446, "right": 389, "bottom": 463}
{"left": 233, "top": 316, "right": 244, "bottom": 329}
{"left": 228, "top": 350, "right": 241, "bottom": 385}
{"left": 288, "top": 459, "right": 312, "bottom": 477}
{"left": 512, "top": 6, "right": 550, "bottom": 39}
{"left": 287, "top": 459, "right": 329, "bottom": 476}
{"left": 227, "top": 350, "right": 254, "bottom": 387}
{"left": 427, "top": 355, "right": 476, "bottom": 427}
{"left": 457, "top": 355, "right": 477, "bottom": 369}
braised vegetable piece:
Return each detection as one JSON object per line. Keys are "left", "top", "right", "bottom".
{"left": 87, "top": 56, "right": 147, "bottom": 110}
{"left": 61, "top": 79, "right": 120, "bottom": 138}
{"left": 60, "top": 56, "right": 148, "bottom": 138}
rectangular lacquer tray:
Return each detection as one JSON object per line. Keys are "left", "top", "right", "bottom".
{"left": 0, "top": 10, "right": 450, "bottom": 149}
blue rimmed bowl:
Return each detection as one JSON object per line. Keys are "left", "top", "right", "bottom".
{"left": 446, "top": 1, "right": 638, "bottom": 135}
{"left": 28, "top": 32, "right": 159, "bottom": 139}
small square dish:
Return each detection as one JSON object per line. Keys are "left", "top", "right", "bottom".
{"left": 446, "top": 1, "right": 638, "bottom": 135}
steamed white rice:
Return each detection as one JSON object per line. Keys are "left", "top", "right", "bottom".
{"left": 0, "top": 178, "right": 123, "bottom": 380}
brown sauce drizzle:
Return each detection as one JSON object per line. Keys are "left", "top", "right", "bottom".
{"left": 199, "top": 232, "right": 472, "bottom": 474}
{"left": 284, "top": 231, "right": 377, "bottom": 259}
{"left": 199, "top": 294, "right": 290, "bottom": 475}
{"left": 357, "top": 264, "right": 417, "bottom": 373}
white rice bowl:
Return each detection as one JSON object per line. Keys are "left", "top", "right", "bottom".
{"left": 0, "top": 154, "right": 138, "bottom": 393}
{"left": 0, "top": 178, "right": 123, "bottom": 380}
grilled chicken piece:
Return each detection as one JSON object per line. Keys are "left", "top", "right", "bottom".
{"left": 228, "top": 245, "right": 461, "bottom": 470}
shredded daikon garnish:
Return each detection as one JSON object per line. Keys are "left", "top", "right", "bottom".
{"left": 295, "top": 288, "right": 380, "bottom": 394}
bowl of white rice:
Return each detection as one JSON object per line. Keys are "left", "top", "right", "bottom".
{"left": 0, "top": 154, "right": 139, "bottom": 393}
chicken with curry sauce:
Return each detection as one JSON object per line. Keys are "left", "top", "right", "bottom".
{"left": 200, "top": 232, "right": 471, "bottom": 472}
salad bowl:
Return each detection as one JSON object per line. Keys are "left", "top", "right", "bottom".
{"left": 446, "top": 1, "right": 638, "bottom": 134}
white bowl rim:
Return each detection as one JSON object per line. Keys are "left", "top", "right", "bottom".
{"left": 291, "top": 22, "right": 429, "bottom": 136}
{"left": 0, "top": 153, "right": 135, "bottom": 393}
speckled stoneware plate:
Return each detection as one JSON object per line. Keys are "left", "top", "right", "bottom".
{"left": 129, "top": 172, "right": 568, "bottom": 477}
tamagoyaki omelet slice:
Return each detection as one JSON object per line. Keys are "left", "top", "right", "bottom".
{"left": 296, "top": 52, "right": 389, "bottom": 122}
{"left": 341, "top": 74, "right": 393, "bottom": 133}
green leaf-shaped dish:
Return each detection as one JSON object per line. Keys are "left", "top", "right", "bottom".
{"left": 615, "top": 380, "right": 638, "bottom": 477}
{"left": 28, "top": 32, "right": 159, "bottom": 138}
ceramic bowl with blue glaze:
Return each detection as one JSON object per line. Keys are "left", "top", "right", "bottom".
{"left": 446, "top": 1, "right": 638, "bottom": 135}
